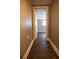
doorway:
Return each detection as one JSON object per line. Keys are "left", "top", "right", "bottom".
{"left": 33, "top": 6, "right": 49, "bottom": 39}
{"left": 35, "top": 8, "right": 46, "bottom": 37}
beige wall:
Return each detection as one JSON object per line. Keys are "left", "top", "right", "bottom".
{"left": 32, "top": 0, "right": 52, "bottom": 6}
{"left": 20, "top": 0, "right": 32, "bottom": 59}
{"left": 49, "top": 0, "right": 59, "bottom": 49}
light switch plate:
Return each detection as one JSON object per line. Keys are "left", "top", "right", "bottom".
{"left": 27, "top": 35, "right": 29, "bottom": 39}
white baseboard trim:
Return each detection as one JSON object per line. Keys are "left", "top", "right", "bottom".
{"left": 23, "top": 39, "right": 35, "bottom": 59}
{"left": 47, "top": 38, "right": 59, "bottom": 56}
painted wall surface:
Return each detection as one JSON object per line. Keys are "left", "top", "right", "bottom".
{"left": 20, "top": 0, "right": 32, "bottom": 59}
{"left": 32, "top": 0, "right": 52, "bottom": 5}
{"left": 49, "top": 0, "right": 59, "bottom": 49}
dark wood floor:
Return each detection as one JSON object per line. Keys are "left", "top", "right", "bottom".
{"left": 27, "top": 32, "right": 59, "bottom": 59}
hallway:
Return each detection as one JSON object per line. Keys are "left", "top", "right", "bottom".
{"left": 27, "top": 33, "right": 58, "bottom": 59}
{"left": 20, "top": 0, "right": 59, "bottom": 59}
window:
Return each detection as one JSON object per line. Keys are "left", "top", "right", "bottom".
{"left": 42, "top": 21, "right": 46, "bottom": 26}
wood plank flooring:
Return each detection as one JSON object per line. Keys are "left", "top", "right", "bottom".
{"left": 27, "top": 32, "right": 59, "bottom": 59}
